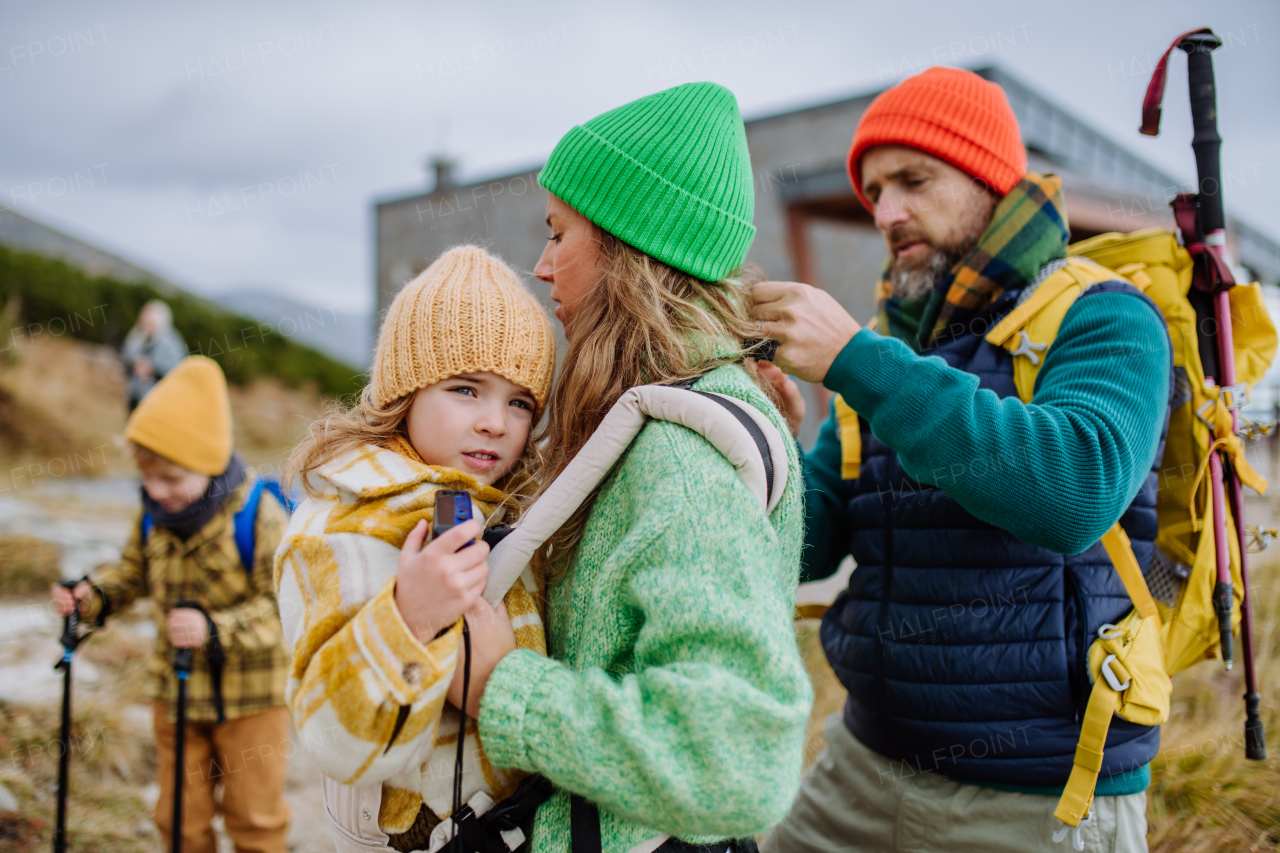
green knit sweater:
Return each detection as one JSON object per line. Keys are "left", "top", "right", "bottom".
{"left": 479, "top": 364, "right": 812, "bottom": 853}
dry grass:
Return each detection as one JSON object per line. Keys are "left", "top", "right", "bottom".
{"left": 0, "top": 336, "right": 126, "bottom": 475}
{"left": 0, "top": 535, "right": 61, "bottom": 596}
{"left": 797, "top": 557, "right": 1280, "bottom": 850}
{"left": 0, "top": 699, "right": 158, "bottom": 853}
{"left": 228, "top": 375, "right": 327, "bottom": 471}
{"left": 1145, "top": 555, "right": 1280, "bottom": 852}
{"left": 0, "top": 606, "right": 160, "bottom": 852}
{"left": 0, "top": 335, "right": 328, "bottom": 478}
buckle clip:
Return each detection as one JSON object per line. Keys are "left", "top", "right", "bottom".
{"left": 1052, "top": 807, "right": 1094, "bottom": 850}
{"left": 1221, "top": 382, "right": 1249, "bottom": 411}
{"left": 1100, "top": 654, "right": 1131, "bottom": 692}
{"left": 1096, "top": 623, "right": 1122, "bottom": 640}
{"left": 1010, "top": 330, "right": 1048, "bottom": 365}
{"left": 1196, "top": 400, "right": 1216, "bottom": 430}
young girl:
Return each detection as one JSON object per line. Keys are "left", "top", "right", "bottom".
{"left": 274, "top": 245, "right": 556, "bottom": 852}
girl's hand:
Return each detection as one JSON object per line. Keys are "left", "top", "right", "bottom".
{"left": 50, "top": 581, "right": 92, "bottom": 618}
{"left": 756, "top": 360, "right": 806, "bottom": 438}
{"left": 447, "top": 598, "right": 516, "bottom": 718}
{"left": 394, "top": 518, "right": 489, "bottom": 644}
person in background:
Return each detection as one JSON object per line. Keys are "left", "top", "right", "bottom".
{"left": 752, "top": 67, "right": 1170, "bottom": 853}
{"left": 122, "top": 299, "right": 187, "bottom": 411}
{"left": 52, "top": 355, "right": 291, "bottom": 853}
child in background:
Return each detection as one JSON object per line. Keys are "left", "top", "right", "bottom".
{"left": 51, "top": 355, "right": 291, "bottom": 853}
{"left": 275, "top": 245, "right": 556, "bottom": 852}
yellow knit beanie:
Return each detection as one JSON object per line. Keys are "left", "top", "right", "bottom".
{"left": 371, "top": 245, "right": 556, "bottom": 409}
{"left": 124, "top": 355, "right": 233, "bottom": 475}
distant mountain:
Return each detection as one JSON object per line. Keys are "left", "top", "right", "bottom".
{"left": 0, "top": 205, "right": 180, "bottom": 292}
{"left": 215, "top": 291, "right": 371, "bottom": 370}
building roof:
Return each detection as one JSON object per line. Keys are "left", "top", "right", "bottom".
{"left": 377, "top": 65, "right": 1280, "bottom": 283}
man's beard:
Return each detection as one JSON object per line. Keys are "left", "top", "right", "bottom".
{"left": 886, "top": 199, "right": 994, "bottom": 301}
{"left": 889, "top": 247, "right": 960, "bottom": 301}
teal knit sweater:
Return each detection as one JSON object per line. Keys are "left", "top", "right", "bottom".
{"left": 803, "top": 290, "right": 1169, "bottom": 797}
{"left": 479, "top": 364, "right": 813, "bottom": 853}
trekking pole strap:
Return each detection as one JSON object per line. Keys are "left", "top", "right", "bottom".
{"left": 173, "top": 600, "right": 227, "bottom": 724}
{"left": 1139, "top": 27, "right": 1214, "bottom": 136}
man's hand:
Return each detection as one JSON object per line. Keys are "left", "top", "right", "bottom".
{"left": 167, "top": 608, "right": 208, "bottom": 649}
{"left": 751, "top": 281, "right": 862, "bottom": 384}
{"left": 446, "top": 597, "right": 516, "bottom": 718}
{"left": 755, "top": 361, "right": 806, "bottom": 438}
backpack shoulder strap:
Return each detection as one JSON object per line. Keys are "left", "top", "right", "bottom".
{"left": 985, "top": 257, "right": 1145, "bottom": 403}
{"left": 833, "top": 394, "right": 861, "bottom": 480}
{"left": 261, "top": 479, "right": 293, "bottom": 513}
{"left": 141, "top": 512, "right": 154, "bottom": 542}
{"left": 234, "top": 479, "right": 269, "bottom": 574}
{"left": 483, "top": 384, "right": 790, "bottom": 606}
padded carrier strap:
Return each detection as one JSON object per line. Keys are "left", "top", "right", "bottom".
{"left": 483, "top": 383, "right": 789, "bottom": 607}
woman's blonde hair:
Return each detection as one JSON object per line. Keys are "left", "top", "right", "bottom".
{"left": 283, "top": 387, "right": 542, "bottom": 510}
{"left": 532, "top": 229, "right": 764, "bottom": 578}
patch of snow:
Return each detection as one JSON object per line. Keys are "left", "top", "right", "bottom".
{"left": 0, "top": 781, "right": 18, "bottom": 813}
{"left": 0, "top": 646, "right": 101, "bottom": 704}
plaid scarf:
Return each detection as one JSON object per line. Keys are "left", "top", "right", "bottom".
{"left": 876, "top": 173, "right": 1069, "bottom": 351}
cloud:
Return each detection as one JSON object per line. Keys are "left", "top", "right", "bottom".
{"left": 1, "top": 0, "right": 1277, "bottom": 313}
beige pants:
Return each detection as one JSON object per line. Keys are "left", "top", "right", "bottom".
{"left": 761, "top": 714, "right": 1147, "bottom": 853}
{"left": 153, "top": 703, "right": 292, "bottom": 853}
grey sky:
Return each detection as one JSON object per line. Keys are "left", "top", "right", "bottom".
{"left": 2, "top": 0, "right": 1276, "bottom": 314}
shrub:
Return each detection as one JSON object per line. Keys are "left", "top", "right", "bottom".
{"left": 0, "top": 245, "right": 364, "bottom": 397}
{"left": 0, "top": 535, "right": 61, "bottom": 596}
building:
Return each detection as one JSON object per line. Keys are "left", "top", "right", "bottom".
{"left": 374, "top": 65, "right": 1280, "bottom": 441}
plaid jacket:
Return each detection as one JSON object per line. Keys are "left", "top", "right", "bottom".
{"left": 82, "top": 477, "right": 289, "bottom": 723}
{"left": 274, "top": 438, "right": 546, "bottom": 833}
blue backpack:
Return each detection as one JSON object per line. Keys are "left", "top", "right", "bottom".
{"left": 141, "top": 478, "right": 291, "bottom": 573}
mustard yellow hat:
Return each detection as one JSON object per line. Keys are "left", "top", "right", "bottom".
{"left": 371, "top": 245, "right": 556, "bottom": 409}
{"left": 125, "top": 355, "right": 233, "bottom": 475}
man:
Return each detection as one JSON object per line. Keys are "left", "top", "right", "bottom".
{"left": 752, "top": 67, "right": 1169, "bottom": 853}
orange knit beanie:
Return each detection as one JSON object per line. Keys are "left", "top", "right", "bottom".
{"left": 847, "top": 67, "right": 1026, "bottom": 209}
{"left": 370, "top": 245, "right": 556, "bottom": 410}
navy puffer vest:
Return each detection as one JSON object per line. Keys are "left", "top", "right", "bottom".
{"left": 820, "top": 280, "right": 1171, "bottom": 787}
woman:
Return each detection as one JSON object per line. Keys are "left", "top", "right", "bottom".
{"left": 468, "top": 82, "right": 813, "bottom": 852}
{"left": 121, "top": 299, "right": 188, "bottom": 411}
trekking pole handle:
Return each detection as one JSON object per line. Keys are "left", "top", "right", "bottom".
{"left": 57, "top": 579, "right": 80, "bottom": 655}
{"left": 174, "top": 647, "right": 194, "bottom": 675}
{"left": 1179, "top": 31, "right": 1226, "bottom": 237}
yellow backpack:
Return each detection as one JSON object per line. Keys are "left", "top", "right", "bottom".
{"left": 830, "top": 228, "right": 1277, "bottom": 828}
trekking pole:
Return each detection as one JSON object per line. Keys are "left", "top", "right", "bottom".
{"left": 171, "top": 647, "right": 194, "bottom": 853}
{"left": 1141, "top": 27, "right": 1266, "bottom": 760}
{"left": 52, "top": 580, "right": 86, "bottom": 853}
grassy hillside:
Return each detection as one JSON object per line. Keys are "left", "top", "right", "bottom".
{"left": 0, "top": 244, "right": 363, "bottom": 397}
{"left": 0, "top": 334, "right": 326, "bottom": 475}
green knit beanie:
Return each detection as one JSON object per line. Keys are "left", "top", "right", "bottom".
{"left": 538, "top": 82, "right": 755, "bottom": 283}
